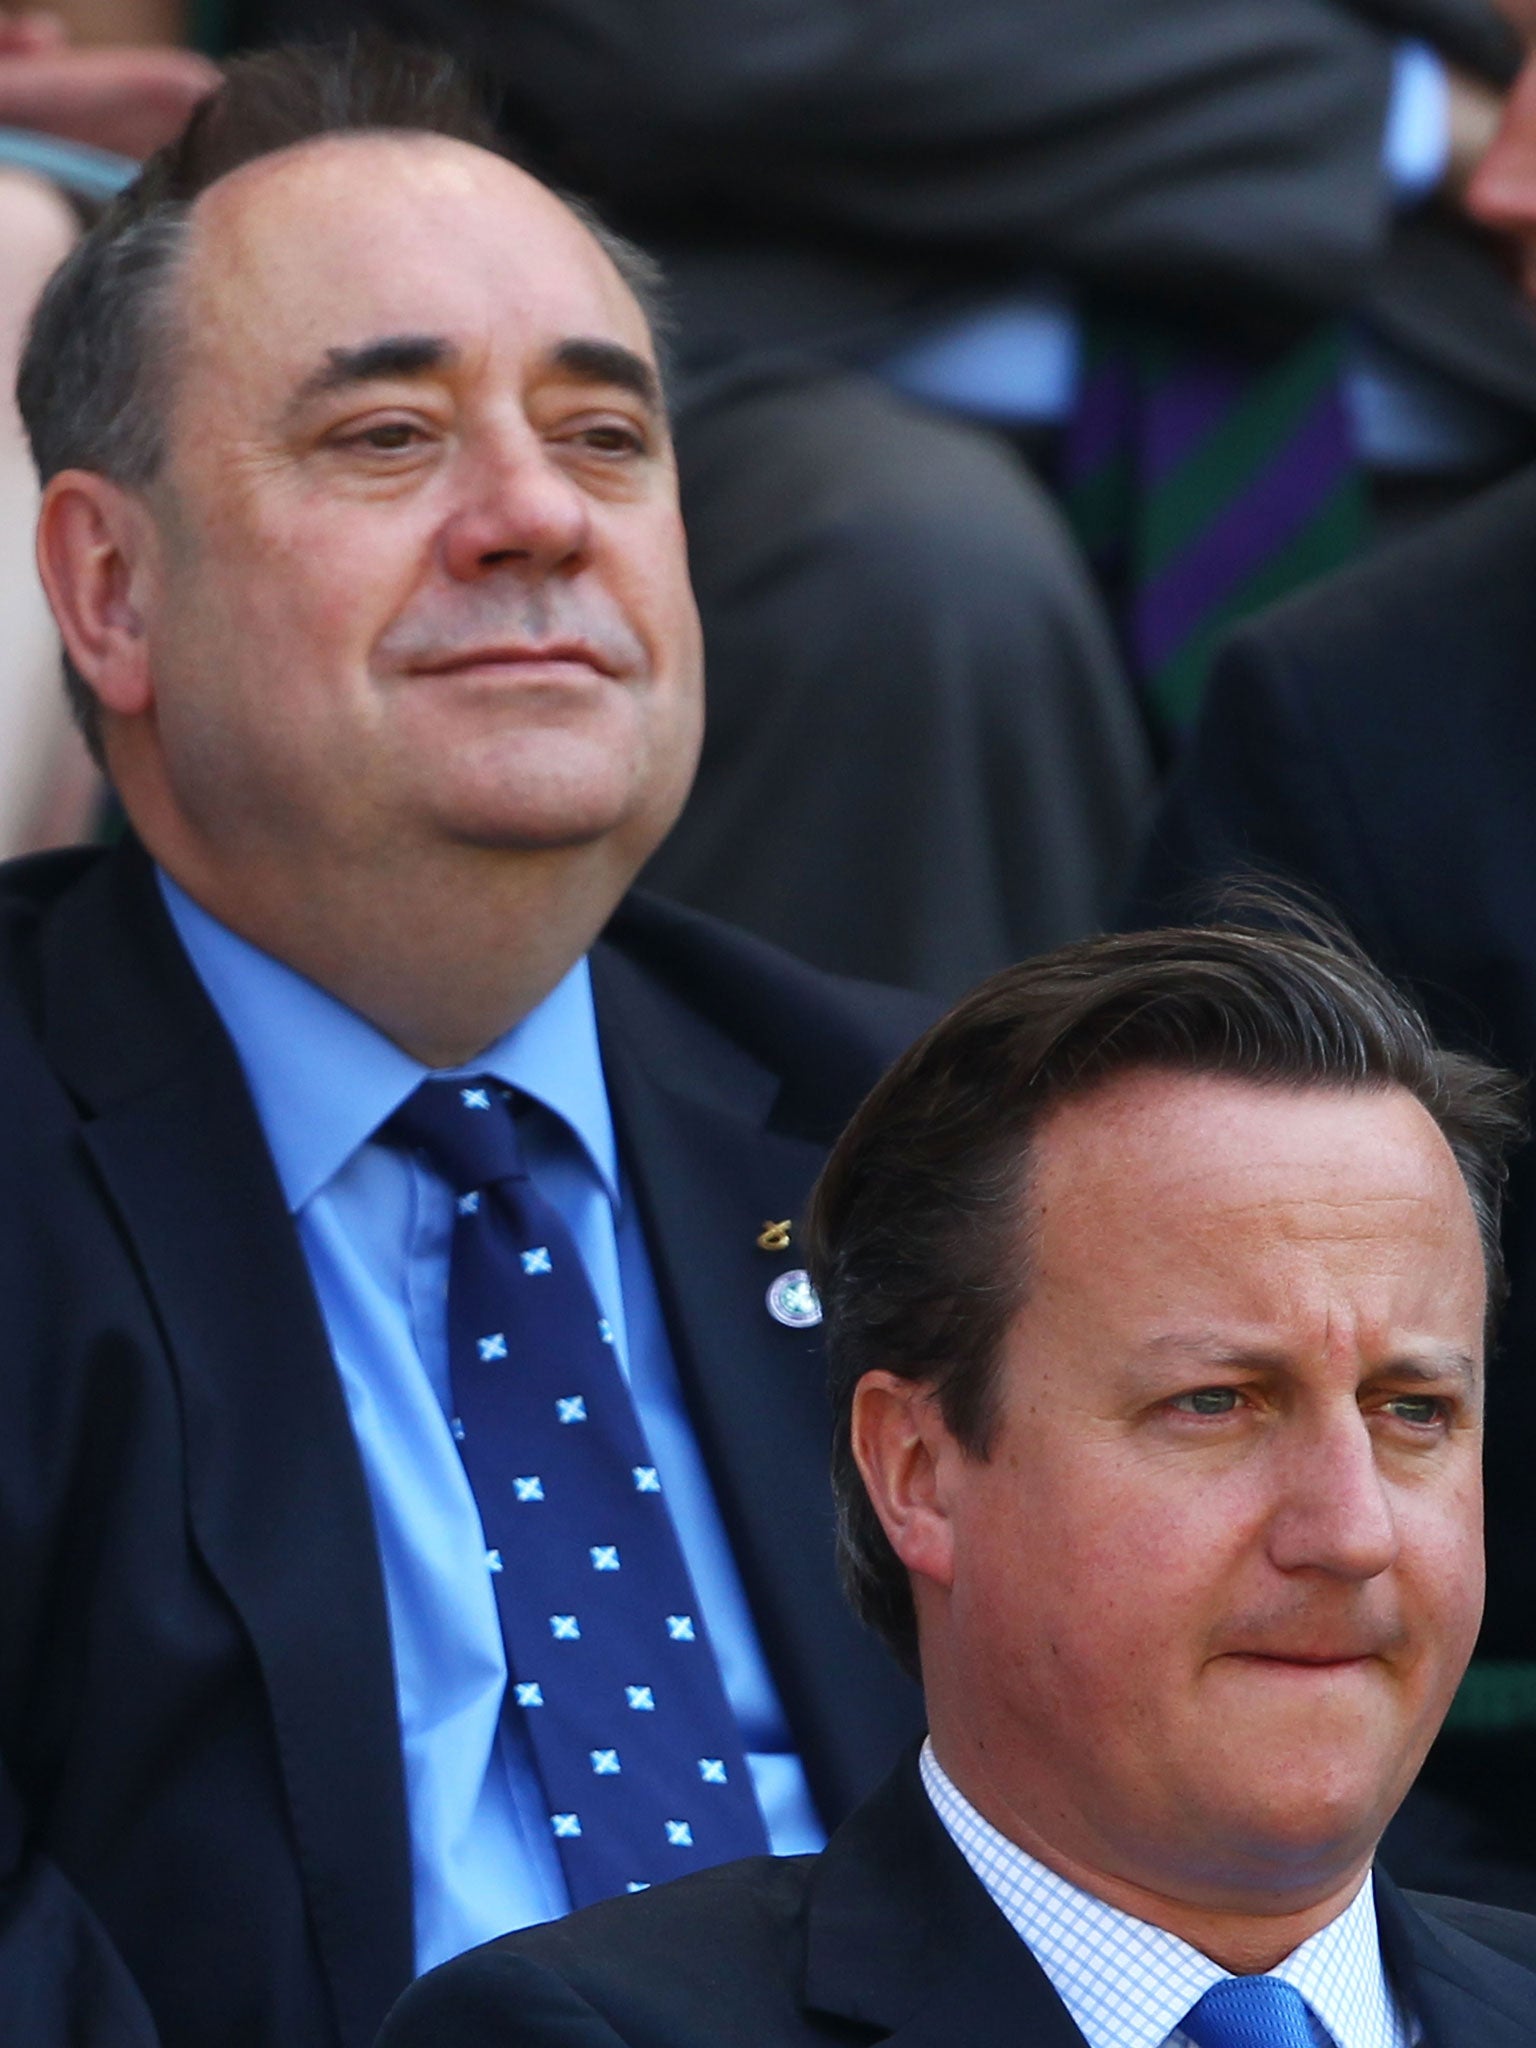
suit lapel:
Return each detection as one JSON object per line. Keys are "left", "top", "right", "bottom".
{"left": 802, "top": 1774, "right": 1536, "bottom": 2048}
{"left": 590, "top": 939, "right": 923, "bottom": 1824}
{"left": 39, "top": 846, "right": 413, "bottom": 2048}
{"left": 1378, "top": 1873, "right": 1536, "bottom": 2046}
{"left": 801, "top": 1755, "right": 1089, "bottom": 2046}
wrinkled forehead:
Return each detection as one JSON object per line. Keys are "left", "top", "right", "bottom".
{"left": 172, "top": 131, "right": 655, "bottom": 396}
{"left": 1018, "top": 1071, "right": 1488, "bottom": 1345}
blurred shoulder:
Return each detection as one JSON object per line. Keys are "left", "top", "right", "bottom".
{"left": 1217, "top": 463, "right": 1536, "bottom": 693}
{"left": 380, "top": 1853, "right": 821, "bottom": 2048}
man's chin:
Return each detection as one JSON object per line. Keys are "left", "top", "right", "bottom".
{"left": 405, "top": 737, "right": 695, "bottom": 865}
{"left": 1111, "top": 1798, "right": 1385, "bottom": 1917}
{"left": 426, "top": 787, "right": 681, "bottom": 869}
{"left": 448, "top": 812, "right": 622, "bottom": 854}
{"left": 1187, "top": 1771, "right": 1412, "bottom": 1895}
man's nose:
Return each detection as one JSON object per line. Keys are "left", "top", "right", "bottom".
{"left": 439, "top": 435, "right": 592, "bottom": 580}
{"left": 1264, "top": 1410, "right": 1399, "bottom": 1583}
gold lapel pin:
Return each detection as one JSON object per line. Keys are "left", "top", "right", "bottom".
{"left": 756, "top": 1219, "right": 792, "bottom": 1253}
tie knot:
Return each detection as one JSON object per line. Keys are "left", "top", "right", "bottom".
{"left": 1181, "top": 1976, "right": 1317, "bottom": 2048}
{"left": 385, "top": 1076, "right": 527, "bottom": 1194}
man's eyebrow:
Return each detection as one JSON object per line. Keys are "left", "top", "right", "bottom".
{"left": 287, "top": 334, "right": 454, "bottom": 413}
{"left": 1374, "top": 1350, "right": 1481, "bottom": 1390}
{"left": 1136, "top": 1333, "right": 1481, "bottom": 1388}
{"left": 549, "top": 337, "right": 662, "bottom": 413}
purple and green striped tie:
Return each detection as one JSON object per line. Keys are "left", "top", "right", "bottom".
{"left": 1061, "top": 314, "right": 1368, "bottom": 741}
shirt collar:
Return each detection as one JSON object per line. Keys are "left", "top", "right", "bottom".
{"left": 920, "top": 1743, "right": 1413, "bottom": 2048}
{"left": 158, "top": 868, "right": 619, "bottom": 1213}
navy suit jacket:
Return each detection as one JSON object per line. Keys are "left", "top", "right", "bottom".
{"left": 379, "top": 1751, "right": 1536, "bottom": 2047}
{"left": 0, "top": 840, "right": 928, "bottom": 2048}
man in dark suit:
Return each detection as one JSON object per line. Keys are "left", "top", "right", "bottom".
{"left": 381, "top": 914, "right": 1536, "bottom": 2046}
{"left": 0, "top": 42, "right": 927, "bottom": 2048}
{"left": 1131, "top": 461, "right": 1536, "bottom": 1904}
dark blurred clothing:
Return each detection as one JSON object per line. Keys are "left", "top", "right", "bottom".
{"left": 644, "top": 365, "right": 1152, "bottom": 993}
{"left": 241, "top": 0, "right": 1534, "bottom": 397}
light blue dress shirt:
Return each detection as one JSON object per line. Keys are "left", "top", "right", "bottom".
{"left": 921, "top": 1745, "right": 1418, "bottom": 2048}
{"left": 159, "top": 872, "right": 824, "bottom": 1973}
{"left": 882, "top": 45, "right": 1518, "bottom": 472}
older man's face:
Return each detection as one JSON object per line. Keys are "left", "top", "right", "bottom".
{"left": 929, "top": 1072, "right": 1486, "bottom": 1908}
{"left": 125, "top": 132, "right": 702, "bottom": 885}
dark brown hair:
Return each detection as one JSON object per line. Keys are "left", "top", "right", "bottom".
{"left": 807, "top": 905, "right": 1526, "bottom": 1674}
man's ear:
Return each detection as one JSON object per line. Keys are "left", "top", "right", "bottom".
{"left": 851, "top": 1371, "right": 957, "bottom": 1593}
{"left": 36, "top": 469, "right": 158, "bottom": 720}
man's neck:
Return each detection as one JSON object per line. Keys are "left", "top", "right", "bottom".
{"left": 929, "top": 1734, "right": 1374, "bottom": 1976}
{"left": 151, "top": 836, "right": 631, "bottom": 1067}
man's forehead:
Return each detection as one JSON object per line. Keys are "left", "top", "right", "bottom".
{"left": 178, "top": 131, "right": 648, "bottom": 358}
{"left": 191, "top": 128, "right": 583, "bottom": 244}
{"left": 1019, "top": 1069, "right": 1485, "bottom": 1322}
{"left": 1030, "top": 1067, "right": 1462, "bottom": 1196}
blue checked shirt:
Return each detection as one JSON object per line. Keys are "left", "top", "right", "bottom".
{"left": 920, "top": 1745, "right": 1418, "bottom": 2048}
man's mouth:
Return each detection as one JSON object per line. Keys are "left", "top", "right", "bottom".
{"left": 1217, "top": 1645, "right": 1389, "bottom": 1671}
{"left": 1235, "top": 1652, "right": 1371, "bottom": 1664}
{"left": 411, "top": 641, "right": 620, "bottom": 678}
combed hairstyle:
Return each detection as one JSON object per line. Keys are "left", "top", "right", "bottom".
{"left": 806, "top": 903, "right": 1527, "bottom": 1676}
{"left": 16, "top": 34, "right": 669, "bottom": 762}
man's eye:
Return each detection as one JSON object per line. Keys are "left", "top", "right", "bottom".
{"left": 332, "top": 419, "right": 425, "bottom": 454}
{"left": 1170, "top": 1387, "right": 1241, "bottom": 1416}
{"left": 1383, "top": 1394, "right": 1448, "bottom": 1427}
{"left": 356, "top": 422, "right": 421, "bottom": 451}
{"left": 569, "top": 421, "right": 647, "bottom": 456}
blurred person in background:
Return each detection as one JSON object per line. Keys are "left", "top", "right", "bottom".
{"left": 0, "top": 4, "right": 214, "bottom": 855}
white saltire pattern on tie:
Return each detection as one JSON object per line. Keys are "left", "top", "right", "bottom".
{"left": 383, "top": 1074, "right": 770, "bottom": 1905}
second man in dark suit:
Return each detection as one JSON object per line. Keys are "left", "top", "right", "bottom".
{"left": 384, "top": 913, "right": 1536, "bottom": 2045}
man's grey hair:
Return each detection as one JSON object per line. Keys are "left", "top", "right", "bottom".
{"left": 16, "top": 35, "right": 670, "bottom": 762}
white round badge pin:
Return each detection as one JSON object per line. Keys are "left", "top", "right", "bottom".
{"left": 765, "top": 1269, "right": 822, "bottom": 1329}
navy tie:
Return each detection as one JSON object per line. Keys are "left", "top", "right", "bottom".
{"left": 1181, "top": 1977, "right": 1320, "bottom": 2048}
{"left": 387, "top": 1076, "right": 769, "bottom": 1905}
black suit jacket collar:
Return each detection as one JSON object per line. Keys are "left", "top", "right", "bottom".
{"left": 1378, "top": 1871, "right": 1536, "bottom": 2046}
{"left": 799, "top": 1755, "right": 1536, "bottom": 2048}
{"left": 801, "top": 1756, "right": 1087, "bottom": 2046}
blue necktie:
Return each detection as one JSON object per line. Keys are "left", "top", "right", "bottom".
{"left": 387, "top": 1076, "right": 770, "bottom": 1905}
{"left": 1181, "top": 1977, "right": 1320, "bottom": 2048}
